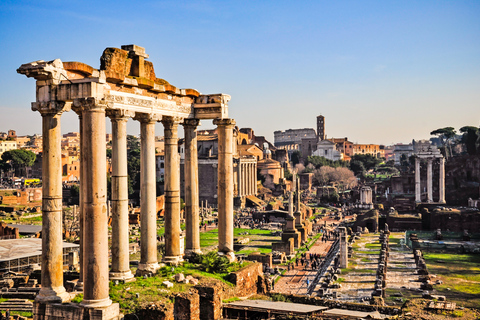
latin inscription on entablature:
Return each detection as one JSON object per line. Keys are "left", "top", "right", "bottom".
{"left": 105, "top": 91, "right": 194, "bottom": 118}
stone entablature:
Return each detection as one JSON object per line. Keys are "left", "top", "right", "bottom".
{"left": 17, "top": 46, "right": 230, "bottom": 121}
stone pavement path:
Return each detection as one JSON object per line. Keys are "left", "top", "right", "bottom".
{"left": 386, "top": 234, "right": 421, "bottom": 291}
{"left": 273, "top": 238, "right": 333, "bottom": 295}
{"left": 332, "top": 234, "right": 378, "bottom": 302}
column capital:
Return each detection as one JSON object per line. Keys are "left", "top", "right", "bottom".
{"left": 134, "top": 112, "right": 161, "bottom": 124}
{"left": 106, "top": 109, "right": 135, "bottom": 121}
{"left": 213, "top": 118, "right": 236, "bottom": 127}
{"left": 32, "top": 101, "right": 71, "bottom": 116}
{"left": 161, "top": 116, "right": 183, "bottom": 126}
{"left": 73, "top": 97, "right": 107, "bottom": 113}
{"left": 182, "top": 119, "right": 200, "bottom": 127}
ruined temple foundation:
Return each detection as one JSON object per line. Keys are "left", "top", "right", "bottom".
{"left": 18, "top": 44, "right": 234, "bottom": 319}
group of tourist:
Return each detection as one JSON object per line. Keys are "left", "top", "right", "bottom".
{"left": 321, "top": 230, "right": 339, "bottom": 243}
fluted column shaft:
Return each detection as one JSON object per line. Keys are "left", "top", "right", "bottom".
{"left": 136, "top": 114, "right": 160, "bottom": 273}
{"left": 439, "top": 157, "right": 446, "bottom": 204}
{"left": 77, "top": 98, "right": 111, "bottom": 308}
{"left": 108, "top": 110, "right": 134, "bottom": 280}
{"left": 183, "top": 119, "right": 201, "bottom": 255}
{"left": 162, "top": 117, "right": 183, "bottom": 264}
{"left": 214, "top": 118, "right": 235, "bottom": 261}
{"left": 415, "top": 157, "right": 421, "bottom": 203}
{"left": 35, "top": 101, "right": 69, "bottom": 303}
{"left": 427, "top": 158, "right": 433, "bottom": 203}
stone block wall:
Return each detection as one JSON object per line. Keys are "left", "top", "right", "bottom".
{"left": 246, "top": 253, "right": 272, "bottom": 268}
{"left": 0, "top": 222, "right": 19, "bottom": 239}
{"left": 174, "top": 291, "right": 200, "bottom": 320}
{"left": 225, "top": 262, "right": 263, "bottom": 298}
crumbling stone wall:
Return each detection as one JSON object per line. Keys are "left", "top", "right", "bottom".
{"left": 0, "top": 222, "right": 19, "bottom": 239}
{"left": 225, "top": 262, "right": 263, "bottom": 297}
{"left": 174, "top": 290, "right": 200, "bottom": 320}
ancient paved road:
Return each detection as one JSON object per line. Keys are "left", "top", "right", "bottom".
{"left": 273, "top": 238, "right": 334, "bottom": 295}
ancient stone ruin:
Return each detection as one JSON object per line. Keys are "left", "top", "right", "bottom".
{"left": 18, "top": 44, "right": 237, "bottom": 320}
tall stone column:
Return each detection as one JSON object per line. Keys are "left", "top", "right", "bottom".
{"left": 162, "top": 116, "right": 183, "bottom": 264}
{"left": 427, "top": 158, "right": 433, "bottom": 203}
{"left": 253, "top": 162, "right": 257, "bottom": 195}
{"left": 136, "top": 114, "right": 161, "bottom": 273}
{"left": 439, "top": 157, "right": 446, "bottom": 204}
{"left": 33, "top": 101, "right": 70, "bottom": 303}
{"left": 108, "top": 110, "right": 135, "bottom": 281}
{"left": 71, "top": 108, "right": 84, "bottom": 291}
{"left": 76, "top": 98, "right": 112, "bottom": 308}
{"left": 415, "top": 157, "right": 421, "bottom": 203}
{"left": 183, "top": 119, "right": 201, "bottom": 256}
{"left": 214, "top": 118, "right": 236, "bottom": 261}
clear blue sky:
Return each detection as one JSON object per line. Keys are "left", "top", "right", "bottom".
{"left": 1, "top": 0, "right": 479, "bottom": 145}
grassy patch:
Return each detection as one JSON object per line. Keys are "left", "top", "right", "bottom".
{"left": 423, "top": 252, "right": 480, "bottom": 309}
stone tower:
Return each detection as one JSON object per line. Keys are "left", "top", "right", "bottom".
{"left": 317, "top": 115, "right": 325, "bottom": 141}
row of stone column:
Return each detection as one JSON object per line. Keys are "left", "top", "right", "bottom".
{"left": 238, "top": 162, "right": 256, "bottom": 197}
{"left": 35, "top": 98, "right": 236, "bottom": 309}
{"left": 415, "top": 157, "right": 445, "bottom": 203}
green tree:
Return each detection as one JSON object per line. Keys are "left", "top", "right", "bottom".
{"left": 126, "top": 135, "right": 141, "bottom": 202}
{"left": 459, "top": 126, "right": 479, "bottom": 156}
{"left": 349, "top": 160, "right": 365, "bottom": 176}
{"left": 350, "top": 154, "right": 382, "bottom": 172}
{"left": 430, "top": 127, "right": 456, "bottom": 159}
{"left": 0, "top": 149, "right": 36, "bottom": 177}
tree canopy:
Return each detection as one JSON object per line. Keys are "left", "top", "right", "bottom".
{"left": 430, "top": 127, "right": 457, "bottom": 159}
{"left": 0, "top": 149, "right": 36, "bottom": 177}
{"left": 459, "top": 126, "right": 479, "bottom": 156}
{"left": 349, "top": 154, "right": 382, "bottom": 172}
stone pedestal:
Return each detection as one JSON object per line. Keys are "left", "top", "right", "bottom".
{"left": 136, "top": 114, "right": 161, "bottom": 273}
{"left": 281, "top": 221, "right": 301, "bottom": 249}
{"left": 34, "top": 301, "right": 120, "bottom": 320}
{"left": 34, "top": 101, "right": 70, "bottom": 303}
{"left": 214, "top": 118, "right": 236, "bottom": 262}
{"left": 162, "top": 117, "right": 183, "bottom": 264}
{"left": 294, "top": 211, "right": 307, "bottom": 243}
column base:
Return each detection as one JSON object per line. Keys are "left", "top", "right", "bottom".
{"left": 109, "top": 270, "right": 136, "bottom": 283}
{"left": 218, "top": 251, "right": 236, "bottom": 262}
{"left": 135, "top": 262, "right": 160, "bottom": 276}
{"left": 35, "top": 301, "right": 121, "bottom": 320}
{"left": 80, "top": 297, "right": 113, "bottom": 309}
{"left": 162, "top": 255, "right": 184, "bottom": 266}
{"left": 36, "top": 286, "right": 71, "bottom": 303}
{"left": 74, "top": 281, "right": 84, "bottom": 291}
{"left": 184, "top": 249, "right": 202, "bottom": 257}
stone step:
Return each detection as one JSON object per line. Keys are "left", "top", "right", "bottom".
{"left": 0, "top": 306, "right": 33, "bottom": 311}
{"left": 0, "top": 292, "right": 36, "bottom": 299}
